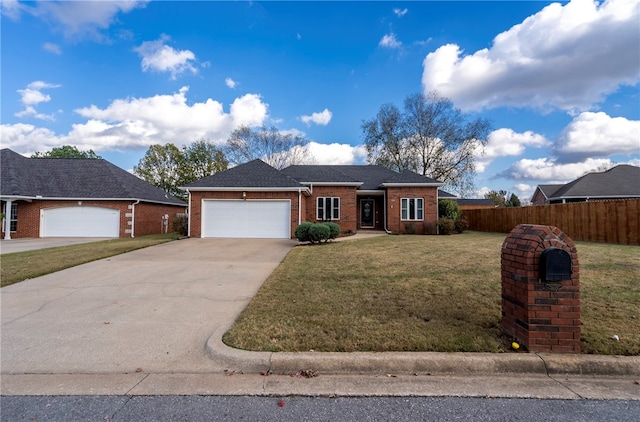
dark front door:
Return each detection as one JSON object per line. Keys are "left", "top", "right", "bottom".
{"left": 360, "top": 199, "right": 375, "bottom": 228}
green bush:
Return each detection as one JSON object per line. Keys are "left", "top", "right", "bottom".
{"left": 454, "top": 216, "right": 469, "bottom": 234}
{"left": 295, "top": 221, "right": 314, "bottom": 242}
{"left": 438, "top": 199, "right": 461, "bottom": 221}
{"left": 308, "top": 223, "right": 331, "bottom": 243}
{"left": 323, "top": 222, "right": 340, "bottom": 239}
{"left": 172, "top": 215, "right": 188, "bottom": 236}
{"left": 437, "top": 217, "right": 455, "bottom": 235}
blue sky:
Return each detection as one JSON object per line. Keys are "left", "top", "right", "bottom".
{"left": 2, "top": 0, "right": 638, "bottom": 201}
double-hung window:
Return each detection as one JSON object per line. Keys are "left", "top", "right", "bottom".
{"left": 317, "top": 197, "right": 340, "bottom": 221}
{"left": 9, "top": 203, "right": 18, "bottom": 231}
{"left": 401, "top": 198, "right": 423, "bottom": 221}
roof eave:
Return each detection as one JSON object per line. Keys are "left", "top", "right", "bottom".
{"left": 0, "top": 195, "right": 185, "bottom": 206}
{"left": 380, "top": 182, "right": 444, "bottom": 188}
{"left": 298, "top": 182, "right": 364, "bottom": 187}
{"left": 182, "top": 186, "right": 311, "bottom": 193}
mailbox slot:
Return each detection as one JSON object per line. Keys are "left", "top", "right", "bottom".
{"left": 540, "top": 248, "right": 572, "bottom": 281}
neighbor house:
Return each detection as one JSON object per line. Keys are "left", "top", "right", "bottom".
{"left": 1, "top": 148, "right": 186, "bottom": 239}
{"left": 182, "top": 159, "right": 444, "bottom": 239}
{"left": 530, "top": 165, "right": 640, "bottom": 205}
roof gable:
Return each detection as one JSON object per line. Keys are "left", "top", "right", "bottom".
{"left": 185, "top": 159, "right": 303, "bottom": 189}
{"left": 0, "top": 148, "right": 185, "bottom": 205}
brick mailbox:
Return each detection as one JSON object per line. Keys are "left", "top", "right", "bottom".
{"left": 501, "top": 224, "right": 581, "bottom": 353}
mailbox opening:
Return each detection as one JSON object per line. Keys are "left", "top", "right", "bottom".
{"left": 540, "top": 247, "right": 572, "bottom": 282}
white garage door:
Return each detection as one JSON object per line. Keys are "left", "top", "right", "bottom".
{"left": 202, "top": 200, "right": 290, "bottom": 239}
{"left": 41, "top": 206, "right": 120, "bottom": 237}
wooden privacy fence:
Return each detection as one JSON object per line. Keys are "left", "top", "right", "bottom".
{"left": 463, "top": 198, "right": 640, "bottom": 245}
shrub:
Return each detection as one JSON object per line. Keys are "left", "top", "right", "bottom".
{"left": 308, "top": 223, "right": 331, "bottom": 243}
{"left": 454, "top": 216, "right": 469, "bottom": 234}
{"left": 437, "top": 217, "right": 455, "bottom": 235}
{"left": 172, "top": 215, "right": 188, "bottom": 236}
{"left": 323, "top": 222, "right": 340, "bottom": 239}
{"left": 438, "top": 199, "right": 461, "bottom": 221}
{"left": 295, "top": 221, "right": 314, "bottom": 242}
{"left": 404, "top": 222, "right": 417, "bottom": 234}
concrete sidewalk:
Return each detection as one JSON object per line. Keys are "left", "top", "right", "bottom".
{"left": 1, "top": 236, "right": 639, "bottom": 399}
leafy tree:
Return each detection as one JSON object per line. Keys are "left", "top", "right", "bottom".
{"left": 438, "top": 199, "right": 461, "bottom": 220}
{"left": 484, "top": 190, "right": 521, "bottom": 208}
{"left": 133, "top": 140, "right": 227, "bottom": 201}
{"left": 134, "top": 144, "right": 185, "bottom": 199}
{"left": 181, "top": 139, "right": 228, "bottom": 183}
{"left": 362, "top": 92, "right": 491, "bottom": 196}
{"left": 32, "top": 145, "right": 101, "bottom": 159}
{"left": 224, "top": 125, "right": 313, "bottom": 169}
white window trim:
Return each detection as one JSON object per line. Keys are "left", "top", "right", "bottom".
{"left": 401, "top": 198, "right": 424, "bottom": 221}
{"left": 316, "top": 197, "right": 340, "bottom": 221}
{"left": 9, "top": 203, "right": 18, "bottom": 232}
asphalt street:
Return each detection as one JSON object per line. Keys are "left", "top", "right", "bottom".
{"left": 2, "top": 395, "right": 640, "bottom": 422}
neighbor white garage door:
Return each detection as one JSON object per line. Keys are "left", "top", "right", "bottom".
{"left": 41, "top": 206, "right": 120, "bottom": 237}
{"left": 202, "top": 200, "right": 290, "bottom": 239}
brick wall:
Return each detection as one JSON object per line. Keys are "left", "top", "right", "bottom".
{"left": 304, "top": 186, "right": 358, "bottom": 234}
{"left": 188, "top": 190, "right": 302, "bottom": 238}
{"left": 1, "top": 199, "right": 185, "bottom": 239}
{"left": 133, "top": 202, "right": 187, "bottom": 237}
{"left": 501, "top": 224, "right": 581, "bottom": 353}
{"left": 386, "top": 187, "right": 439, "bottom": 234}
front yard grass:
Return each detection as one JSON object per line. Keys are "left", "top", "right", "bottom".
{"left": 0, "top": 234, "right": 179, "bottom": 288}
{"left": 223, "top": 232, "right": 639, "bottom": 355}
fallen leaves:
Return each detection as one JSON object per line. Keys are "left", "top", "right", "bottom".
{"left": 291, "top": 369, "right": 319, "bottom": 378}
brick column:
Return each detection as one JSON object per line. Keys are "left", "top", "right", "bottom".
{"left": 501, "top": 224, "right": 581, "bottom": 353}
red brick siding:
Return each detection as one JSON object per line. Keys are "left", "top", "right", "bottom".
{"left": 531, "top": 189, "right": 547, "bottom": 206}
{"left": 188, "top": 190, "right": 302, "bottom": 238}
{"left": 133, "top": 202, "right": 187, "bottom": 237}
{"left": 1, "top": 199, "right": 184, "bottom": 239}
{"left": 305, "top": 186, "right": 358, "bottom": 234}
{"left": 501, "top": 224, "right": 581, "bottom": 353}
{"left": 385, "top": 187, "right": 439, "bottom": 234}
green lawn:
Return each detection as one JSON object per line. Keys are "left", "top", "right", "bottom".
{"left": 0, "top": 234, "right": 179, "bottom": 287}
{"left": 223, "top": 232, "right": 640, "bottom": 355}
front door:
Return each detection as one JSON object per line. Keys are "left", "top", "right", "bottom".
{"left": 360, "top": 199, "right": 375, "bottom": 228}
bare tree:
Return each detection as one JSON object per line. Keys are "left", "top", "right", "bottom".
{"left": 224, "top": 125, "right": 313, "bottom": 169}
{"left": 362, "top": 92, "right": 491, "bottom": 196}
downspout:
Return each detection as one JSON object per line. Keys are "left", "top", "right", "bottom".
{"left": 130, "top": 199, "right": 140, "bottom": 238}
{"left": 383, "top": 192, "right": 391, "bottom": 234}
{"left": 298, "top": 189, "right": 302, "bottom": 225}
{"left": 187, "top": 190, "right": 192, "bottom": 238}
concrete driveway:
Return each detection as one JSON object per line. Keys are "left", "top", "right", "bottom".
{"left": 0, "top": 238, "right": 295, "bottom": 374}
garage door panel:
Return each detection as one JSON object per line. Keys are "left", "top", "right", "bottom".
{"left": 41, "top": 206, "right": 120, "bottom": 237}
{"left": 202, "top": 200, "right": 290, "bottom": 239}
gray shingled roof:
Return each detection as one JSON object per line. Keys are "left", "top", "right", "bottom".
{"left": 536, "top": 184, "right": 564, "bottom": 200}
{"left": 185, "top": 159, "right": 303, "bottom": 188}
{"left": 283, "top": 165, "right": 442, "bottom": 190}
{"left": 456, "top": 199, "right": 496, "bottom": 207}
{"left": 1, "top": 148, "right": 185, "bottom": 205}
{"left": 548, "top": 165, "right": 640, "bottom": 200}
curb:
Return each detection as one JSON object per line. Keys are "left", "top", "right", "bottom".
{"left": 206, "top": 331, "right": 640, "bottom": 377}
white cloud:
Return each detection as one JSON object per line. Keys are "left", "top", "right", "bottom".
{"left": 422, "top": 0, "right": 640, "bottom": 112}
{"left": 379, "top": 33, "right": 401, "bottom": 49}
{"left": 225, "top": 77, "right": 238, "bottom": 89}
{"left": 501, "top": 157, "right": 616, "bottom": 182}
{"left": 43, "top": 42, "right": 61, "bottom": 55}
{"left": 15, "top": 81, "right": 61, "bottom": 120}
{"left": 134, "top": 35, "right": 198, "bottom": 79}
{"left": 556, "top": 112, "right": 640, "bottom": 159}
{"left": 476, "top": 128, "right": 550, "bottom": 172}
{"left": 10, "top": 0, "right": 147, "bottom": 40}
{"left": 300, "top": 108, "right": 333, "bottom": 126}
{"left": 305, "top": 142, "right": 367, "bottom": 165}
{"left": 393, "top": 8, "right": 408, "bottom": 17}
{"left": 3, "top": 87, "right": 269, "bottom": 154}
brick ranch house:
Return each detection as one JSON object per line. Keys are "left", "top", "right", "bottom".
{"left": 1, "top": 148, "right": 186, "bottom": 239}
{"left": 182, "top": 159, "right": 444, "bottom": 239}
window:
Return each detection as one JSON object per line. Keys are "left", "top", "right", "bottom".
{"left": 9, "top": 203, "right": 18, "bottom": 232}
{"left": 401, "top": 198, "right": 423, "bottom": 221}
{"left": 317, "top": 197, "right": 340, "bottom": 220}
